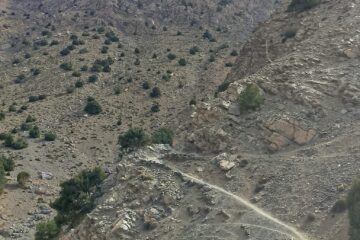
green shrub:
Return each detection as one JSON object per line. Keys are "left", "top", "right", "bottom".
{"left": 29, "top": 126, "right": 40, "bottom": 138}
{"left": 287, "top": 0, "right": 320, "bottom": 12}
{"left": 26, "top": 115, "right": 36, "bottom": 123}
{"left": 105, "top": 31, "right": 119, "bottom": 42}
{"left": 178, "top": 58, "right": 187, "bottom": 66}
{"left": 0, "top": 155, "right": 15, "bottom": 172}
{"left": 118, "top": 128, "right": 148, "bottom": 149}
{"left": 79, "top": 48, "right": 88, "bottom": 54}
{"left": 0, "top": 163, "right": 5, "bottom": 193}
{"left": 80, "top": 65, "right": 88, "bottom": 71}
{"left": 142, "top": 81, "right": 150, "bottom": 89}
{"left": 66, "top": 85, "right": 75, "bottom": 94}
{"left": 150, "top": 87, "right": 161, "bottom": 98}
{"left": 134, "top": 58, "right": 140, "bottom": 65}
{"left": 12, "top": 58, "right": 20, "bottom": 64}
{"left": 100, "top": 46, "right": 108, "bottom": 54}
{"left": 348, "top": 179, "right": 360, "bottom": 240}
{"left": 225, "top": 62, "right": 233, "bottom": 67}
{"left": 52, "top": 167, "right": 105, "bottom": 226}
{"left": 35, "top": 220, "right": 60, "bottom": 240}
{"left": 88, "top": 75, "right": 98, "bottom": 83}
{"left": 44, "top": 132, "right": 56, "bottom": 141}
{"left": 203, "top": 30, "right": 216, "bottom": 42}
{"left": 11, "top": 137, "right": 28, "bottom": 150}
{"left": 21, "top": 122, "right": 33, "bottom": 131}
{"left": 134, "top": 48, "right": 140, "bottom": 54}
{"left": 114, "top": 86, "right": 121, "bottom": 95}
{"left": 24, "top": 53, "right": 32, "bottom": 59}
{"left": 230, "top": 50, "right": 238, "bottom": 56}
{"left": 50, "top": 40, "right": 59, "bottom": 46}
{"left": 32, "top": 68, "right": 41, "bottom": 76}
{"left": 238, "top": 84, "right": 264, "bottom": 112}
{"left": 167, "top": 53, "right": 176, "bottom": 60}
{"left": 8, "top": 104, "right": 16, "bottom": 112}
{"left": 72, "top": 71, "right": 81, "bottom": 77}
{"left": 151, "top": 102, "right": 160, "bottom": 113}
{"left": 282, "top": 26, "right": 299, "bottom": 42}
{"left": 60, "top": 62, "right": 73, "bottom": 71}
{"left": 151, "top": 128, "right": 173, "bottom": 145}
{"left": 84, "top": 97, "right": 102, "bottom": 115}
{"left": 189, "top": 96, "right": 197, "bottom": 105}
{"left": 189, "top": 46, "right": 200, "bottom": 55}
{"left": 60, "top": 48, "right": 70, "bottom": 56}
{"left": 0, "top": 112, "right": 4, "bottom": 121}
{"left": 17, "top": 171, "right": 30, "bottom": 187}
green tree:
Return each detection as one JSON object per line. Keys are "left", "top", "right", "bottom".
{"left": 52, "top": 167, "right": 105, "bottom": 226}
{"left": 84, "top": 97, "right": 102, "bottom": 115}
{"left": 0, "top": 155, "right": 15, "bottom": 171}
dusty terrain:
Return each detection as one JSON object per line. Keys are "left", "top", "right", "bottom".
{"left": 0, "top": 0, "right": 359, "bottom": 239}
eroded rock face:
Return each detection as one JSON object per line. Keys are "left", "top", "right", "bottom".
{"left": 264, "top": 117, "right": 317, "bottom": 151}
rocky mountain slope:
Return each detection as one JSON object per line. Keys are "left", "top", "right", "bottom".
{"left": 65, "top": 0, "right": 360, "bottom": 240}
{"left": 0, "top": 0, "right": 286, "bottom": 239}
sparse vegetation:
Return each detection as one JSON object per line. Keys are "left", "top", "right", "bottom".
{"left": 60, "top": 62, "right": 73, "bottom": 71}
{"left": 178, "top": 58, "right": 187, "bottom": 66}
{"left": 29, "top": 126, "right": 40, "bottom": 138}
{"left": 151, "top": 102, "right": 160, "bottom": 112}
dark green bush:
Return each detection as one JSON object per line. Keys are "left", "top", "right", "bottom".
{"left": 118, "top": 128, "right": 148, "bottom": 149}
{"left": 11, "top": 137, "right": 28, "bottom": 150}
{"left": 151, "top": 128, "right": 173, "bottom": 145}
{"left": 0, "top": 155, "right": 15, "bottom": 172}
{"left": 189, "top": 46, "right": 200, "bottom": 55}
{"left": 60, "top": 62, "right": 73, "bottom": 71}
{"left": 26, "top": 115, "right": 36, "bottom": 123}
{"left": 178, "top": 58, "right": 187, "bottom": 66}
{"left": 44, "top": 132, "right": 56, "bottom": 141}
{"left": 189, "top": 96, "right": 197, "bottom": 105}
{"left": 348, "top": 179, "right": 360, "bottom": 240}
{"left": 84, "top": 97, "right": 102, "bottom": 115}
{"left": 167, "top": 53, "right": 176, "bottom": 60}
{"left": 60, "top": 48, "right": 70, "bottom": 56}
{"left": 29, "top": 126, "right": 40, "bottom": 138}
{"left": 52, "top": 167, "right": 105, "bottom": 226}
{"left": 72, "top": 71, "right": 81, "bottom": 77}
{"left": 238, "top": 84, "right": 264, "bottom": 111}
{"left": 17, "top": 171, "right": 30, "bottom": 187}
{"left": 151, "top": 102, "right": 160, "bottom": 113}
{"left": 230, "top": 50, "right": 238, "bottom": 56}
{"left": 150, "top": 87, "right": 161, "bottom": 98}
{"left": 287, "top": 0, "right": 320, "bottom": 12}
{"left": 0, "top": 112, "right": 4, "bottom": 121}
{"left": 21, "top": 122, "right": 33, "bottom": 131}
{"left": 88, "top": 75, "right": 98, "bottom": 83}
{"left": 35, "top": 220, "right": 60, "bottom": 240}
{"left": 0, "top": 163, "right": 5, "bottom": 194}
{"left": 142, "top": 81, "right": 150, "bottom": 89}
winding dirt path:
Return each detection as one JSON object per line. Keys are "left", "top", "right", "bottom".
{"left": 143, "top": 157, "right": 309, "bottom": 240}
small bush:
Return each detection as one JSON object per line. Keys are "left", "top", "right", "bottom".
{"left": 178, "top": 58, "right": 187, "bottom": 66}
{"left": 225, "top": 62, "right": 233, "bottom": 67}
{"left": 118, "top": 128, "right": 148, "bottom": 149}
{"left": 60, "top": 62, "right": 73, "bottom": 71}
{"left": 0, "top": 112, "right": 4, "bottom": 121}
{"left": 80, "top": 65, "right": 88, "bottom": 71}
{"left": 142, "top": 81, "right": 150, "bottom": 89}
{"left": 35, "top": 220, "right": 60, "bottom": 240}
{"left": 287, "top": 0, "right": 321, "bottom": 12}
{"left": 189, "top": 46, "right": 200, "bottom": 55}
{"left": 151, "top": 102, "right": 160, "bottom": 113}
{"left": 0, "top": 155, "right": 15, "bottom": 172}
{"left": 238, "top": 84, "right": 264, "bottom": 112}
{"left": 12, "top": 137, "right": 28, "bottom": 150}
{"left": 72, "top": 71, "right": 81, "bottom": 77}
{"left": 167, "top": 53, "right": 176, "bottom": 60}
{"left": 44, "top": 132, "right": 56, "bottom": 141}
{"left": 26, "top": 115, "right": 36, "bottom": 123}
{"left": 60, "top": 48, "right": 70, "bottom": 56}
{"left": 29, "top": 126, "right": 40, "bottom": 138}
{"left": 0, "top": 163, "right": 5, "bottom": 193}
{"left": 150, "top": 87, "right": 161, "bottom": 98}
{"left": 230, "top": 50, "right": 238, "bottom": 56}
{"left": 84, "top": 97, "right": 102, "bottom": 115}
{"left": 21, "top": 122, "right": 33, "bottom": 131}
{"left": 17, "top": 171, "right": 30, "bottom": 187}
{"left": 348, "top": 179, "right": 360, "bottom": 240}
{"left": 114, "top": 86, "right": 121, "bottom": 95}
{"left": 134, "top": 48, "right": 140, "bottom": 54}
{"left": 100, "top": 46, "right": 108, "bottom": 54}
{"left": 88, "top": 75, "right": 98, "bottom": 83}
{"left": 152, "top": 128, "right": 173, "bottom": 145}
{"left": 189, "top": 96, "right": 197, "bottom": 105}
{"left": 134, "top": 58, "right": 140, "bottom": 65}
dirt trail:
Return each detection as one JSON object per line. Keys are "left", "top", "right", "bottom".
{"left": 143, "top": 157, "right": 309, "bottom": 240}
